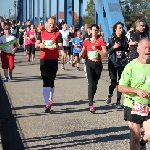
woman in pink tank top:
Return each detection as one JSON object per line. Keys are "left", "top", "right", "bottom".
{"left": 26, "top": 25, "right": 37, "bottom": 64}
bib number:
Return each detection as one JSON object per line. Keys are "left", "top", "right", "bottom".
{"left": 116, "top": 51, "right": 123, "bottom": 58}
{"left": 131, "top": 102, "right": 150, "bottom": 116}
{"left": 88, "top": 51, "right": 98, "bottom": 59}
{"left": 44, "top": 40, "right": 54, "bottom": 48}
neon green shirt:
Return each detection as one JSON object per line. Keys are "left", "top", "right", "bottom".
{"left": 119, "top": 59, "right": 150, "bottom": 108}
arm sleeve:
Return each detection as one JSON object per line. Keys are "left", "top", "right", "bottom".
{"left": 37, "top": 32, "right": 41, "bottom": 40}
{"left": 119, "top": 64, "right": 132, "bottom": 86}
{"left": 58, "top": 33, "right": 63, "bottom": 43}
{"left": 107, "top": 38, "right": 115, "bottom": 54}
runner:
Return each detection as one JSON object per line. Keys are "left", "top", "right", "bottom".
{"left": 118, "top": 38, "right": 150, "bottom": 150}
{"left": 26, "top": 24, "right": 37, "bottom": 64}
{"left": 127, "top": 19, "right": 147, "bottom": 63}
{"left": 80, "top": 24, "right": 107, "bottom": 113}
{"left": 59, "top": 22, "right": 70, "bottom": 70}
{"left": 0, "top": 25, "right": 18, "bottom": 82}
{"left": 68, "top": 25, "right": 76, "bottom": 65}
{"left": 36, "top": 16, "right": 64, "bottom": 113}
{"left": 105, "top": 21, "right": 128, "bottom": 108}
{"left": 23, "top": 25, "right": 30, "bottom": 56}
{"left": 72, "top": 30, "right": 83, "bottom": 71}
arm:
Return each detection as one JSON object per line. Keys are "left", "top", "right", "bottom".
{"left": 98, "top": 46, "right": 107, "bottom": 57}
{"left": 12, "top": 38, "right": 19, "bottom": 54}
{"left": 35, "top": 32, "right": 45, "bottom": 48}
{"left": 118, "top": 64, "right": 150, "bottom": 98}
{"left": 79, "top": 46, "right": 86, "bottom": 58}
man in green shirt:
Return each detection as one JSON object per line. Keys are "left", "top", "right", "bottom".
{"left": 118, "top": 38, "right": 150, "bottom": 150}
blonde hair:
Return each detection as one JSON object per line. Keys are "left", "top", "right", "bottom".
{"left": 46, "top": 16, "right": 56, "bottom": 22}
{"left": 135, "top": 19, "right": 144, "bottom": 27}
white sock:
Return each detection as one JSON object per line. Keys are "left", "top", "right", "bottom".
{"left": 50, "top": 87, "right": 54, "bottom": 100}
{"left": 43, "top": 87, "right": 50, "bottom": 106}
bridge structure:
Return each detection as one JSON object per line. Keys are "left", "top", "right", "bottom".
{"left": 17, "top": 0, "right": 125, "bottom": 41}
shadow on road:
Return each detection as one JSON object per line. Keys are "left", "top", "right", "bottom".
{"left": 0, "top": 75, "right": 26, "bottom": 150}
{"left": 24, "top": 126, "right": 129, "bottom": 149}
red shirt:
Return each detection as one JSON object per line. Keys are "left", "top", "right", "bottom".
{"left": 39, "top": 30, "right": 62, "bottom": 59}
{"left": 83, "top": 38, "right": 106, "bottom": 61}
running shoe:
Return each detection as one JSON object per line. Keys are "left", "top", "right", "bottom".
{"left": 45, "top": 105, "right": 51, "bottom": 113}
{"left": 9, "top": 72, "right": 13, "bottom": 80}
{"left": 140, "top": 137, "right": 147, "bottom": 150}
{"left": 106, "top": 95, "right": 112, "bottom": 104}
{"left": 77, "top": 67, "right": 80, "bottom": 71}
{"left": 72, "top": 63, "right": 75, "bottom": 67}
{"left": 3, "top": 77, "right": 9, "bottom": 82}
{"left": 61, "top": 64, "right": 65, "bottom": 70}
{"left": 90, "top": 105, "right": 96, "bottom": 114}
{"left": 115, "top": 103, "right": 123, "bottom": 109}
{"left": 30, "top": 62, "right": 34, "bottom": 65}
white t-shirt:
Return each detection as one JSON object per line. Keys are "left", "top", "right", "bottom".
{"left": 59, "top": 30, "right": 70, "bottom": 46}
{"left": 0, "top": 35, "right": 16, "bottom": 53}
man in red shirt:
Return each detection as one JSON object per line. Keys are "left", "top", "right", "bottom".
{"left": 36, "top": 16, "right": 64, "bottom": 113}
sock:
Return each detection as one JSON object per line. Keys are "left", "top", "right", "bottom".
{"left": 50, "top": 87, "right": 54, "bottom": 100}
{"left": 31, "top": 58, "right": 34, "bottom": 62}
{"left": 42, "top": 87, "right": 50, "bottom": 106}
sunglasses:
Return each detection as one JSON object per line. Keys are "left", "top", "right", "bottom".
{"left": 140, "top": 25, "right": 145, "bottom": 27}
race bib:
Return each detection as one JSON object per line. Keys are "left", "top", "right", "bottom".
{"left": 29, "top": 34, "right": 34, "bottom": 39}
{"left": 88, "top": 51, "right": 98, "bottom": 59}
{"left": 116, "top": 51, "right": 123, "bottom": 58}
{"left": 44, "top": 40, "right": 54, "bottom": 48}
{"left": 131, "top": 102, "right": 150, "bottom": 116}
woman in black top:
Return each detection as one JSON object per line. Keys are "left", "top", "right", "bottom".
{"left": 106, "top": 21, "right": 128, "bottom": 108}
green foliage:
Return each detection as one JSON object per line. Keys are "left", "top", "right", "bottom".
{"left": 83, "top": 0, "right": 95, "bottom": 26}
{"left": 120, "top": 0, "right": 150, "bottom": 27}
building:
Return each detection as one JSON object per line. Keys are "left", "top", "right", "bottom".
{"left": 54, "top": 11, "right": 79, "bottom": 23}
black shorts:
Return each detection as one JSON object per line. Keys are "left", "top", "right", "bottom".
{"left": 124, "top": 106, "right": 150, "bottom": 124}
{"left": 40, "top": 59, "right": 58, "bottom": 80}
{"left": 63, "top": 46, "right": 69, "bottom": 51}
{"left": 74, "top": 53, "right": 79, "bottom": 57}
{"left": 27, "top": 44, "right": 35, "bottom": 55}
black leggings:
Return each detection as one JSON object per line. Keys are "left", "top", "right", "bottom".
{"left": 86, "top": 59, "right": 103, "bottom": 106}
{"left": 40, "top": 59, "right": 58, "bottom": 88}
{"left": 27, "top": 44, "right": 35, "bottom": 55}
{"left": 108, "top": 66, "right": 124, "bottom": 101}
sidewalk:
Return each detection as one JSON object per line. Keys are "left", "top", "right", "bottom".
{"left": 0, "top": 49, "right": 149, "bottom": 150}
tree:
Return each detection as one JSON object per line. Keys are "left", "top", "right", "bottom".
{"left": 83, "top": 0, "right": 95, "bottom": 25}
{"left": 120, "top": 0, "right": 150, "bottom": 27}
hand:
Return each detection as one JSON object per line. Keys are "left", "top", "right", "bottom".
{"left": 113, "top": 42, "right": 121, "bottom": 49}
{"left": 53, "top": 43, "right": 58, "bottom": 48}
{"left": 136, "top": 89, "right": 150, "bottom": 98}
{"left": 11, "top": 49, "right": 16, "bottom": 54}
{"left": 133, "top": 41, "right": 138, "bottom": 45}
{"left": 39, "top": 43, "right": 45, "bottom": 49}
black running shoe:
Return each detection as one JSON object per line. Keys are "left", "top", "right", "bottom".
{"left": 45, "top": 106, "right": 51, "bottom": 113}
{"left": 106, "top": 96, "right": 111, "bottom": 104}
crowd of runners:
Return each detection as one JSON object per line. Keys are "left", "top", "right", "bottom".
{"left": 0, "top": 16, "right": 150, "bottom": 150}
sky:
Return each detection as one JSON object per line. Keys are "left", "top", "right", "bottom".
{"left": 0, "top": 0, "right": 89, "bottom": 19}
